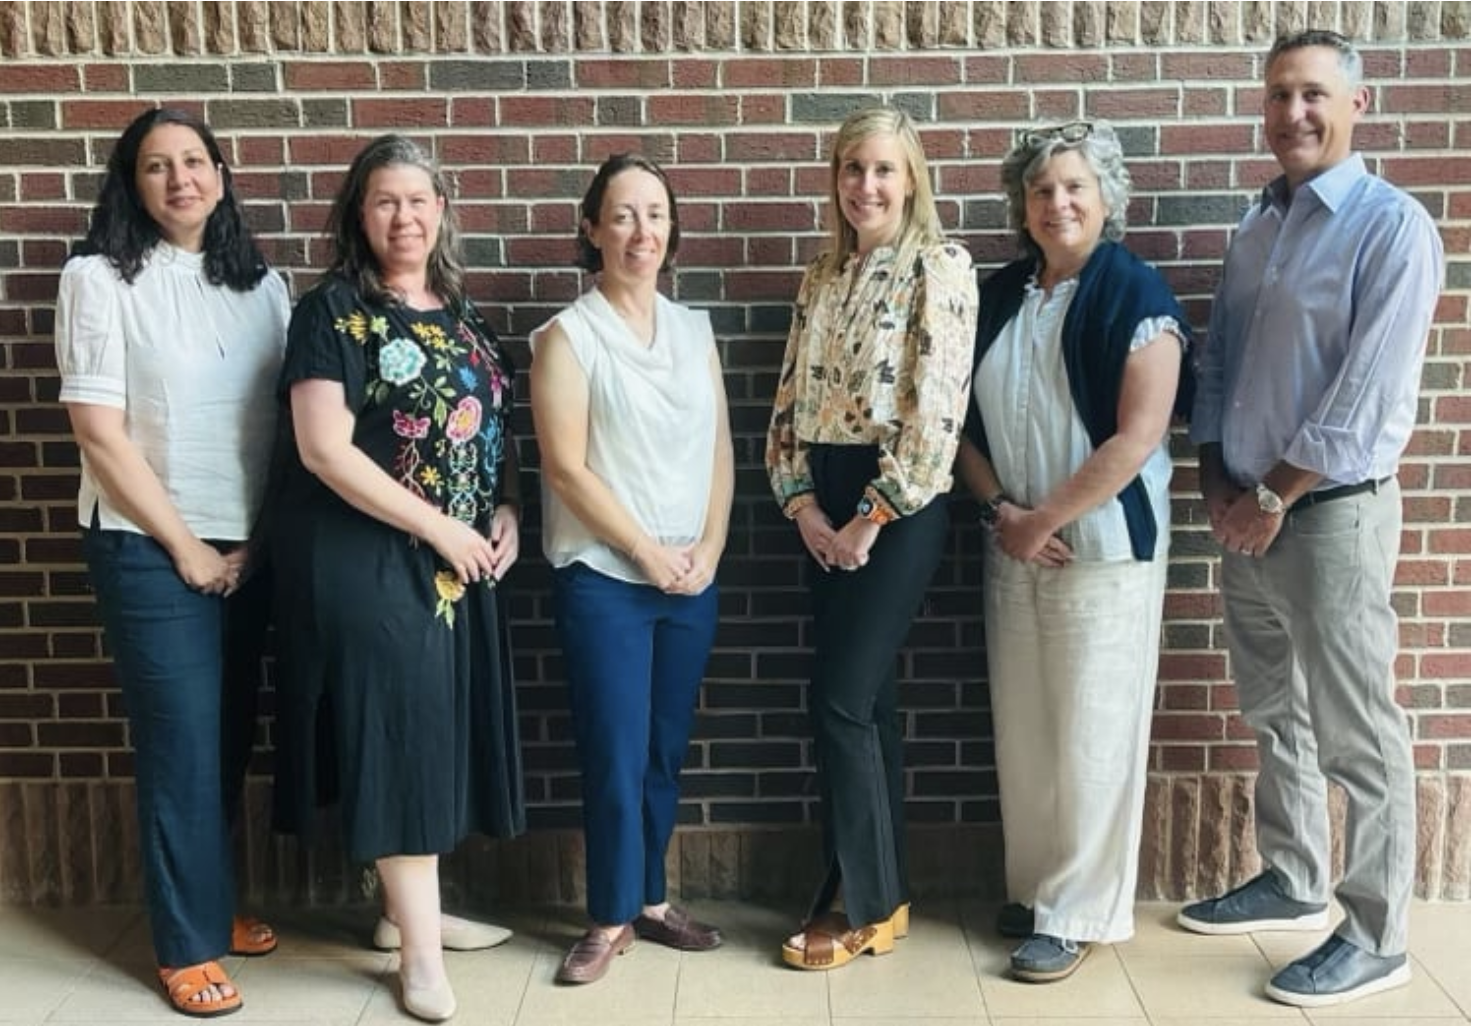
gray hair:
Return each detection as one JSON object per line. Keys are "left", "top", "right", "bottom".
{"left": 1267, "top": 29, "right": 1363, "bottom": 87}
{"left": 1000, "top": 120, "right": 1131, "bottom": 263}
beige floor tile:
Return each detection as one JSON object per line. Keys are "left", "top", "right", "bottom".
{"left": 1304, "top": 1019, "right": 1471, "bottom": 1026}
{"left": 1123, "top": 953, "right": 1304, "bottom": 1019}
{"left": 682, "top": 1019, "right": 829, "bottom": 1026}
{"left": 1409, "top": 902, "right": 1472, "bottom": 1017}
{"left": 225, "top": 954, "right": 385, "bottom": 1022}
{"left": 667, "top": 899, "right": 831, "bottom": 1020}
{"left": 675, "top": 947, "right": 830, "bottom": 1019}
{"left": 0, "top": 906, "right": 140, "bottom": 959}
{"left": 47, "top": 956, "right": 219, "bottom": 1021}
{"left": 978, "top": 945, "right": 1146, "bottom": 1019}
{"left": 0, "top": 957, "right": 96, "bottom": 1021}
{"left": 512, "top": 929, "right": 678, "bottom": 1024}
{"left": 993, "top": 1019, "right": 1148, "bottom": 1026}
{"left": 1151, "top": 1020, "right": 1308, "bottom": 1026}
{"left": 821, "top": 911, "right": 986, "bottom": 1020}
{"left": 834, "top": 1017, "right": 993, "bottom": 1026}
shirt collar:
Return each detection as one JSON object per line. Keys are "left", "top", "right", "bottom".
{"left": 1261, "top": 153, "right": 1367, "bottom": 214}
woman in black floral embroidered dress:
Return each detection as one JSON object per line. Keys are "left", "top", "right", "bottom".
{"left": 270, "top": 135, "right": 523, "bottom": 1023}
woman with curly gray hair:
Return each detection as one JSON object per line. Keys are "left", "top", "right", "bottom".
{"left": 955, "top": 120, "right": 1193, "bottom": 983}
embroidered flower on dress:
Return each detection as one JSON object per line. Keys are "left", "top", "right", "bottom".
{"left": 433, "top": 570, "right": 465, "bottom": 627}
{"left": 444, "top": 396, "right": 483, "bottom": 443}
{"left": 412, "top": 321, "right": 456, "bottom": 351}
{"left": 393, "top": 409, "right": 431, "bottom": 439}
{"left": 379, "top": 337, "right": 427, "bottom": 385}
{"left": 335, "top": 311, "right": 369, "bottom": 342}
{"left": 419, "top": 466, "right": 442, "bottom": 488}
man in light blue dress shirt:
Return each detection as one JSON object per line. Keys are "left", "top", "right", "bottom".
{"left": 1177, "top": 29, "right": 1444, "bottom": 1008}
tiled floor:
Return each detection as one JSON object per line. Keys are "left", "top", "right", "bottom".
{"left": 0, "top": 899, "right": 1465, "bottom": 1025}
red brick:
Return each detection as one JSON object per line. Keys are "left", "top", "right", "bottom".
{"left": 648, "top": 94, "right": 738, "bottom": 127}
{"left": 1015, "top": 53, "right": 1108, "bottom": 84}
{"left": 1151, "top": 714, "right": 1226, "bottom": 742}
{"left": 870, "top": 55, "right": 961, "bottom": 86}
{"left": 283, "top": 60, "right": 376, "bottom": 91}
{"left": 576, "top": 59, "right": 671, "bottom": 89}
{"left": 672, "top": 59, "right": 718, "bottom": 90}
{"left": 726, "top": 132, "right": 822, "bottom": 163}
{"left": 1384, "top": 84, "right": 1470, "bottom": 115}
{"left": 724, "top": 202, "right": 816, "bottom": 233}
{"left": 0, "top": 65, "right": 79, "bottom": 92}
{"left": 1425, "top": 589, "right": 1471, "bottom": 618}
{"left": 721, "top": 58, "right": 816, "bottom": 89}
{"left": 351, "top": 98, "right": 447, "bottom": 129}
{"left": 1418, "top": 710, "right": 1472, "bottom": 737}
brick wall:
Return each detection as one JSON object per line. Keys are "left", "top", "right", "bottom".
{"left": 0, "top": 1, "right": 1467, "bottom": 909}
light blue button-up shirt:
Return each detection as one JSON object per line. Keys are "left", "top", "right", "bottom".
{"left": 1190, "top": 154, "right": 1444, "bottom": 488}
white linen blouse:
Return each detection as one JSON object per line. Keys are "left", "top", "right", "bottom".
{"left": 54, "top": 244, "right": 289, "bottom": 540}
{"left": 973, "top": 275, "right": 1181, "bottom": 562}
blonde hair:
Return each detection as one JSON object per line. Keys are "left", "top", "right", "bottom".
{"left": 824, "top": 107, "right": 944, "bottom": 269}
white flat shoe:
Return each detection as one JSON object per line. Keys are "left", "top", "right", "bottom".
{"left": 401, "top": 972, "right": 457, "bottom": 1022}
{"left": 374, "top": 915, "right": 513, "bottom": 952}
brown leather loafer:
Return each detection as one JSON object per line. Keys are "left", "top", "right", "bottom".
{"left": 555, "top": 924, "right": 635, "bottom": 985}
{"left": 633, "top": 905, "right": 723, "bottom": 951}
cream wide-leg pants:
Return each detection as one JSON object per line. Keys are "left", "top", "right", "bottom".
{"left": 985, "top": 543, "right": 1168, "bottom": 944}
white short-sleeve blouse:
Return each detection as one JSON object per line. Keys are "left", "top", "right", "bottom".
{"left": 54, "top": 244, "right": 289, "bottom": 540}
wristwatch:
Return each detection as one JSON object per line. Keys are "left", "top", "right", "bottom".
{"left": 1255, "top": 482, "right": 1286, "bottom": 516}
{"left": 978, "top": 493, "right": 1011, "bottom": 528}
{"left": 856, "top": 494, "right": 897, "bottom": 526}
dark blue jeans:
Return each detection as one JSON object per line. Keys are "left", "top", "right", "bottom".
{"left": 83, "top": 527, "right": 269, "bottom": 967}
{"left": 553, "top": 562, "right": 718, "bottom": 925}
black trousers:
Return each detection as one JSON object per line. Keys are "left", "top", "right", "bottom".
{"left": 804, "top": 444, "right": 949, "bottom": 927}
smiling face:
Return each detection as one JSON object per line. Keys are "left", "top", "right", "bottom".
{"left": 1263, "top": 44, "right": 1369, "bottom": 189}
{"left": 584, "top": 167, "right": 672, "bottom": 282}
{"left": 133, "top": 122, "right": 225, "bottom": 252}
{"left": 1023, "top": 148, "right": 1108, "bottom": 273}
{"left": 360, "top": 163, "right": 445, "bottom": 276}
{"left": 835, "top": 131, "right": 913, "bottom": 255}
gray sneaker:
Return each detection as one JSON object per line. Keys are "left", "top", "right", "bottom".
{"left": 1009, "top": 933, "right": 1091, "bottom": 983}
{"left": 1177, "top": 871, "right": 1329, "bottom": 935}
{"left": 1265, "top": 934, "right": 1411, "bottom": 1007}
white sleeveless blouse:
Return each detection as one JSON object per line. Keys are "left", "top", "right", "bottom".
{"left": 532, "top": 288, "right": 717, "bottom": 584}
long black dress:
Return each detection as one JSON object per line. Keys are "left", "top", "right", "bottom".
{"left": 270, "top": 275, "right": 524, "bottom": 862}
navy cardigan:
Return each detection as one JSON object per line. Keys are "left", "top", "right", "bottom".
{"left": 962, "top": 241, "right": 1193, "bottom": 561}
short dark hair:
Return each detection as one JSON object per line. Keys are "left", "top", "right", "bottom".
{"left": 71, "top": 107, "right": 267, "bottom": 289}
{"left": 325, "top": 134, "right": 466, "bottom": 308}
{"left": 575, "top": 153, "right": 681, "bottom": 273}
{"left": 1267, "top": 29, "right": 1363, "bottom": 86}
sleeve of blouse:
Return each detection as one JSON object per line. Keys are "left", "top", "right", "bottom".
{"left": 869, "top": 242, "right": 980, "bottom": 517}
{"left": 55, "top": 258, "right": 128, "bottom": 410}
{"left": 765, "top": 260, "right": 820, "bottom": 517}
{"left": 280, "top": 281, "right": 366, "bottom": 410}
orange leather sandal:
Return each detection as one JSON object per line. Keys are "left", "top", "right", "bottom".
{"left": 229, "top": 915, "right": 278, "bottom": 957}
{"left": 158, "top": 961, "right": 243, "bottom": 1018}
{"left": 781, "top": 911, "right": 895, "bottom": 971}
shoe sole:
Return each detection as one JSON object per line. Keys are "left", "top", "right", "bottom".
{"left": 1265, "top": 962, "right": 1412, "bottom": 1007}
{"left": 1011, "top": 942, "right": 1091, "bottom": 983}
{"left": 1176, "top": 908, "right": 1329, "bottom": 936}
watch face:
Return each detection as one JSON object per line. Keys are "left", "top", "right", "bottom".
{"left": 979, "top": 501, "right": 1000, "bottom": 526}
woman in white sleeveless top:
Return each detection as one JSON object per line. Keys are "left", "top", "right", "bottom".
{"left": 530, "top": 154, "right": 734, "bottom": 985}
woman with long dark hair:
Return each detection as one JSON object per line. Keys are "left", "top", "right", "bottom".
{"left": 55, "top": 106, "right": 287, "bottom": 1018}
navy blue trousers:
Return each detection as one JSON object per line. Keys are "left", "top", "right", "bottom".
{"left": 553, "top": 562, "right": 718, "bottom": 925}
{"left": 83, "top": 528, "right": 268, "bottom": 967}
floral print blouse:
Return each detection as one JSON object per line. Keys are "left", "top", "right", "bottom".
{"left": 766, "top": 238, "right": 979, "bottom": 519}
